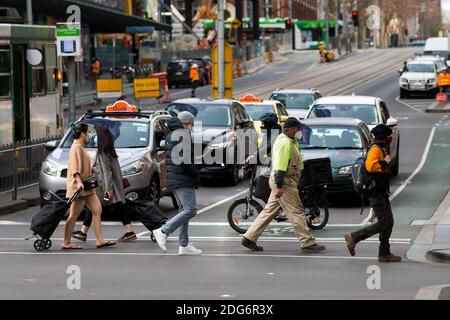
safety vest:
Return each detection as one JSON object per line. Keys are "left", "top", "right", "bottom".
{"left": 438, "top": 73, "right": 450, "bottom": 87}
{"left": 190, "top": 68, "right": 200, "bottom": 82}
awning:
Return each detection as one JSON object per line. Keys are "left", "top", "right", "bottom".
{"left": 1, "top": 0, "right": 171, "bottom": 33}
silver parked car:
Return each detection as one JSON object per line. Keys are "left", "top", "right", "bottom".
{"left": 39, "top": 107, "right": 172, "bottom": 207}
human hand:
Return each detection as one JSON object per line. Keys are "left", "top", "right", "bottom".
{"left": 385, "top": 155, "right": 392, "bottom": 164}
{"left": 77, "top": 182, "right": 84, "bottom": 190}
{"left": 276, "top": 188, "right": 284, "bottom": 199}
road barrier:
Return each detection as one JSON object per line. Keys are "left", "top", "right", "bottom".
{"left": 150, "top": 72, "right": 171, "bottom": 104}
{"left": 0, "top": 136, "right": 63, "bottom": 200}
{"left": 234, "top": 60, "right": 243, "bottom": 78}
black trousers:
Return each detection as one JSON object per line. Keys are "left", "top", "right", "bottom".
{"left": 351, "top": 192, "right": 394, "bottom": 256}
{"left": 83, "top": 201, "right": 131, "bottom": 227}
{"left": 191, "top": 80, "right": 199, "bottom": 97}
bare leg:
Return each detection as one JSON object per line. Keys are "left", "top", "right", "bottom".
{"left": 63, "top": 200, "right": 86, "bottom": 247}
{"left": 85, "top": 195, "right": 106, "bottom": 246}
{"left": 123, "top": 224, "right": 133, "bottom": 233}
{"left": 81, "top": 225, "right": 89, "bottom": 234}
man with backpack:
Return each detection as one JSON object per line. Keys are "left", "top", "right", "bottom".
{"left": 345, "top": 124, "right": 401, "bottom": 263}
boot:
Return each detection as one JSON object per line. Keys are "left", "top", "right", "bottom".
{"left": 378, "top": 254, "right": 402, "bottom": 263}
{"left": 241, "top": 237, "right": 264, "bottom": 252}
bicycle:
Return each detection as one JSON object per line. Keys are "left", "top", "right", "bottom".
{"left": 227, "top": 161, "right": 330, "bottom": 234}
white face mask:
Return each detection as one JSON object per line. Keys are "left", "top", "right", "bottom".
{"left": 295, "top": 131, "right": 303, "bottom": 141}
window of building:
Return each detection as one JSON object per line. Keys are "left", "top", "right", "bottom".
{"left": 0, "top": 49, "right": 11, "bottom": 98}
{"left": 32, "top": 47, "right": 45, "bottom": 95}
{"left": 45, "top": 45, "right": 57, "bottom": 93}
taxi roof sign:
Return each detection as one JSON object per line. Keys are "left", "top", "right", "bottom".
{"left": 239, "top": 94, "right": 263, "bottom": 103}
{"left": 105, "top": 100, "right": 138, "bottom": 113}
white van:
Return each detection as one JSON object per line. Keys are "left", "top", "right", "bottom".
{"left": 424, "top": 37, "right": 449, "bottom": 60}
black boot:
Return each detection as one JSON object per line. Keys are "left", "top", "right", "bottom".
{"left": 241, "top": 237, "right": 264, "bottom": 252}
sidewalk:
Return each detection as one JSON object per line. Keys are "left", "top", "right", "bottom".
{"left": 0, "top": 184, "right": 40, "bottom": 216}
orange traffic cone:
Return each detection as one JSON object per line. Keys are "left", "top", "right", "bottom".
{"left": 159, "top": 78, "right": 171, "bottom": 104}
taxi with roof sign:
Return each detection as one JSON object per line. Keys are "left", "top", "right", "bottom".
{"left": 39, "top": 100, "right": 176, "bottom": 208}
{"left": 238, "top": 94, "right": 289, "bottom": 133}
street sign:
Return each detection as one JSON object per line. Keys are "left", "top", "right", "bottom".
{"left": 193, "top": 19, "right": 205, "bottom": 39}
{"left": 231, "top": 18, "right": 241, "bottom": 30}
{"left": 172, "top": 23, "right": 183, "bottom": 37}
{"left": 134, "top": 78, "right": 160, "bottom": 99}
{"left": 56, "top": 23, "right": 81, "bottom": 57}
{"left": 436, "top": 92, "right": 447, "bottom": 105}
{"left": 96, "top": 79, "right": 123, "bottom": 99}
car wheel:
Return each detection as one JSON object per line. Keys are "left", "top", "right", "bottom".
{"left": 400, "top": 88, "right": 408, "bottom": 99}
{"left": 149, "top": 177, "right": 161, "bottom": 207}
{"left": 226, "top": 165, "right": 240, "bottom": 186}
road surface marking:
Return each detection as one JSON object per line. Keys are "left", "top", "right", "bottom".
{"left": 389, "top": 126, "right": 436, "bottom": 201}
{"left": 197, "top": 190, "right": 249, "bottom": 215}
{"left": 395, "top": 96, "right": 423, "bottom": 113}
{"left": 0, "top": 251, "right": 378, "bottom": 260}
{"left": 361, "top": 126, "right": 437, "bottom": 225}
{"left": 0, "top": 237, "right": 411, "bottom": 244}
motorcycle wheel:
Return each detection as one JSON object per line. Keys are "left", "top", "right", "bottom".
{"left": 227, "top": 198, "right": 263, "bottom": 234}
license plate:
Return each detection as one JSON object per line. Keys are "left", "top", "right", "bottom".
{"left": 176, "top": 72, "right": 182, "bottom": 75}
{"left": 410, "top": 85, "right": 424, "bottom": 89}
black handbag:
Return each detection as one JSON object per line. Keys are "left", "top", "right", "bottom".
{"left": 83, "top": 175, "right": 98, "bottom": 190}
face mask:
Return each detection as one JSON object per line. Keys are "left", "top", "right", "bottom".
{"left": 295, "top": 131, "right": 303, "bottom": 141}
{"left": 385, "top": 136, "right": 393, "bottom": 145}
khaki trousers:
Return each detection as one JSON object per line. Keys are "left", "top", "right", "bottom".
{"left": 244, "top": 181, "right": 316, "bottom": 248}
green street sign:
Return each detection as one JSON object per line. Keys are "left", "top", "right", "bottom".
{"left": 56, "top": 24, "right": 81, "bottom": 37}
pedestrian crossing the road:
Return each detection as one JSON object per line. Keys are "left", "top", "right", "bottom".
{"left": 396, "top": 97, "right": 435, "bottom": 112}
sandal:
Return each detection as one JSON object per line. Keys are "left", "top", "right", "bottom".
{"left": 96, "top": 240, "right": 117, "bottom": 248}
{"left": 61, "top": 243, "right": 82, "bottom": 250}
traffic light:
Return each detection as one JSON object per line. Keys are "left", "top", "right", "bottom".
{"left": 352, "top": 10, "right": 359, "bottom": 27}
{"left": 352, "top": 0, "right": 359, "bottom": 27}
{"left": 284, "top": 18, "right": 293, "bottom": 30}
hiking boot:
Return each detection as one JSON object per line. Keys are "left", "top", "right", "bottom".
{"left": 378, "top": 254, "right": 402, "bottom": 263}
{"left": 344, "top": 233, "right": 356, "bottom": 256}
{"left": 301, "top": 243, "right": 327, "bottom": 253}
{"left": 241, "top": 237, "right": 264, "bottom": 252}
{"left": 72, "top": 231, "right": 87, "bottom": 242}
{"left": 118, "top": 232, "right": 137, "bottom": 242}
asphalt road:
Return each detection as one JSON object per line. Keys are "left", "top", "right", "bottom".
{"left": 3, "top": 48, "right": 450, "bottom": 300}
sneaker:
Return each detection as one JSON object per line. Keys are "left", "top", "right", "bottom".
{"left": 153, "top": 228, "right": 167, "bottom": 253}
{"left": 344, "top": 233, "right": 356, "bottom": 256}
{"left": 301, "top": 243, "right": 327, "bottom": 253}
{"left": 72, "top": 231, "right": 87, "bottom": 242}
{"left": 241, "top": 237, "right": 264, "bottom": 252}
{"left": 378, "top": 254, "right": 402, "bottom": 263}
{"left": 179, "top": 243, "right": 202, "bottom": 256}
{"left": 118, "top": 232, "right": 137, "bottom": 242}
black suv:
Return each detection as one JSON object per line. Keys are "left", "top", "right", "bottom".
{"left": 167, "top": 59, "right": 207, "bottom": 88}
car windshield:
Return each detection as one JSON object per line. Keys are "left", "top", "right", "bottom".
{"left": 168, "top": 62, "right": 188, "bottom": 72}
{"left": 167, "top": 103, "right": 232, "bottom": 127}
{"left": 270, "top": 93, "right": 315, "bottom": 109}
{"left": 406, "top": 63, "right": 435, "bottom": 73}
{"left": 301, "top": 126, "right": 363, "bottom": 149}
{"left": 62, "top": 121, "right": 150, "bottom": 149}
{"left": 243, "top": 104, "right": 275, "bottom": 120}
{"left": 309, "top": 104, "right": 378, "bottom": 125}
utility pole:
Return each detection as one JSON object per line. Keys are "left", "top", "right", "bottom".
{"left": 342, "top": 0, "right": 349, "bottom": 53}
{"left": 26, "top": 0, "right": 33, "bottom": 25}
{"left": 325, "top": 0, "right": 330, "bottom": 49}
{"left": 288, "top": 0, "right": 292, "bottom": 18}
{"left": 218, "top": 0, "right": 225, "bottom": 98}
{"left": 335, "top": 0, "right": 340, "bottom": 53}
{"left": 68, "top": 57, "right": 76, "bottom": 124}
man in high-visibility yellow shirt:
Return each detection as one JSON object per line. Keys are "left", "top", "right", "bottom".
{"left": 189, "top": 63, "right": 200, "bottom": 98}
{"left": 241, "top": 118, "right": 326, "bottom": 253}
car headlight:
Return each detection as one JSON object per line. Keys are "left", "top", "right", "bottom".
{"left": 400, "top": 78, "right": 408, "bottom": 84}
{"left": 428, "top": 79, "right": 436, "bottom": 84}
{"left": 121, "top": 160, "right": 144, "bottom": 176}
{"left": 338, "top": 166, "right": 352, "bottom": 175}
{"left": 41, "top": 161, "right": 58, "bottom": 176}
